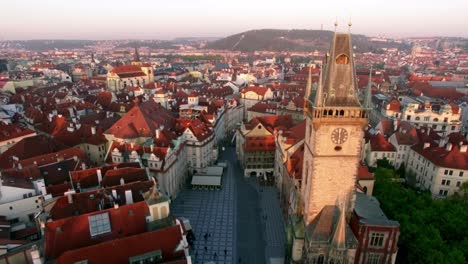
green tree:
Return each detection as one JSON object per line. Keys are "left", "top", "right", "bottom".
{"left": 373, "top": 166, "right": 468, "bottom": 264}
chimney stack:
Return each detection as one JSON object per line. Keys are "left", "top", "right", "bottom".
{"left": 97, "top": 169, "right": 102, "bottom": 184}
{"left": 125, "top": 190, "right": 133, "bottom": 204}
{"left": 150, "top": 144, "right": 154, "bottom": 152}
{"left": 91, "top": 126, "right": 96, "bottom": 135}
{"left": 155, "top": 128, "right": 160, "bottom": 139}
{"left": 460, "top": 144, "right": 467, "bottom": 153}
{"left": 64, "top": 190, "right": 76, "bottom": 204}
{"left": 446, "top": 143, "right": 453, "bottom": 152}
{"left": 423, "top": 142, "right": 431, "bottom": 149}
{"left": 120, "top": 178, "right": 125, "bottom": 185}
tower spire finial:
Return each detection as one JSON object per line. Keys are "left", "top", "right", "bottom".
{"left": 364, "top": 65, "right": 373, "bottom": 108}
{"left": 334, "top": 18, "right": 338, "bottom": 32}
{"left": 348, "top": 16, "right": 352, "bottom": 33}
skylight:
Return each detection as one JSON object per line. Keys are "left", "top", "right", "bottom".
{"left": 88, "top": 212, "right": 111, "bottom": 237}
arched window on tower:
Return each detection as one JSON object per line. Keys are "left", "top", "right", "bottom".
{"left": 336, "top": 54, "right": 350, "bottom": 64}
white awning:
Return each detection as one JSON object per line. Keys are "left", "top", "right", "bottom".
{"left": 191, "top": 175, "right": 221, "bottom": 186}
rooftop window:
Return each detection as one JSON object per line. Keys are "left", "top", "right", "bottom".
{"left": 88, "top": 212, "right": 111, "bottom": 237}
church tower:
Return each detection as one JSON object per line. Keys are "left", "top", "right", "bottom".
{"left": 301, "top": 30, "right": 369, "bottom": 225}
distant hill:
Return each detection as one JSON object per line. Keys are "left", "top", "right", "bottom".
{"left": 206, "top": 29, "right": 409, "bottom": 53}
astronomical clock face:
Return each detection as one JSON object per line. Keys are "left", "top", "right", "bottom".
{"left": 331, "top": 128, "right": 348, "bottom": 145}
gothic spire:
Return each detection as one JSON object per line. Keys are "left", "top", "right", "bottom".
{"left": 364, "top": 66, "right": 373, "bottom": 108}
{"left": 319, "top": 30, "right": 360, "bottom": 107}
{"left": 305, "top": 64, "right": 312, "bottom": 99}
{"left": 134, "top": 46, "right": 140, "bottom": 62}
{"left": 314, "top": 66, "right": 323, "bottom": 107}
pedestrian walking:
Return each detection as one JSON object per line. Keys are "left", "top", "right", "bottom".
{"left": 224, "top": 249, "right": 227, "bottom": 256}
{"left": 214, "top": 252, "right": 217, "bottom": 260}
{"left": 204, "top": 246, "right": 207, "bottom": 252}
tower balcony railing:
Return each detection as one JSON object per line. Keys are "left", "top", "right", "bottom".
{"left": 304, "top": 100, "right": 369, "bottom": 127}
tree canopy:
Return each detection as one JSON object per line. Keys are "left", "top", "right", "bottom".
{"left": 373, "top": 167, "right": 468, "bottom": 264}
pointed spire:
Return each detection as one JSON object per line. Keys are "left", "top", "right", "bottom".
{"left": 331, "top": 198, "right": 347, "bottom": 250}
{"left": 91, "top": 52, "right": 95, "bottom": 63}
{"left": 334, "top": 19, "right": 338, "bottom": 32}
{"left": 305, "top": 64, "right": 312, "bottom": 98}
{"left": 364, "top": 66, "right": 373, "bottom": 108}
{"left": 314, "top": 66, "right": 324, "bottom": 107}
{"left": 134, "top": 46, "right": 140, "bottom": 62}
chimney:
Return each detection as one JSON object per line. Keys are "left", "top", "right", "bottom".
{"left": 460, "top": 145, "right": 467, "bottom": 153}
{"left": 112, "top": 189, "right": 117, "bottom": 199}
{"left": 130, "top": 142, "right": 134, "bottom": 149}
{"left": 120, "top": 177, "right": 125, "bottom": 185}
{"left": 446, "top": 143, "right": 453, "bottom": 152}
{"left": 97, "top": 169, "right": 102, "bottom": 184}
{"left": 125, "top": 190, "right": 133, "bottom": 204}
{"left": 150, "top": 144, "right": 154, "bottom": 152}
{"left": 81, "top": 163, "right": 86, "bottom": 170}
{"left": 155, "top": 128, "right": 160, "bottom": 139}
{"left": 427, "top": 127, "right": 430, "bottom": 136}
{"left": 423, "top": 142, "right": 431, "bottom": 149}
{"left": 91, "top": 126, "right": 96, "bottom": 135}
{"left": 114, "top": 203, "right": 119, "bottom": 210}
{"left": 64, "top": 190, "right": 76, "bottom": 204}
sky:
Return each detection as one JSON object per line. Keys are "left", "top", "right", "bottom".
{"left": 2, "top": 0, "right": 468, "bottom": 40}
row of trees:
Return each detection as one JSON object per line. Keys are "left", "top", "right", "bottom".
{"left": 373, "top": 166, "right": 468, "bottom": 264}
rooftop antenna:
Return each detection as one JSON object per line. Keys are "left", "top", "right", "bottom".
{"left": 334, "top": 18, "right": 338, "bottom": 32}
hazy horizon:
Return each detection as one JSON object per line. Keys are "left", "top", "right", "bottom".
{"left": 3, "top": 0, "right": 468, "bottom": 40}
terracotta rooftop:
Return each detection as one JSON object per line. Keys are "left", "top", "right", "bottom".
{"left": 105, "top": 100, "right": 175, "bottom": 139}
{"left": 0, "top": 123, "right": 35, "bottom": 143}
{"left": 369, "top": 133, "right": 396, "bottom": 152}
{"left": 45, "top": 200, "right": 150, "bottom": 260}
{"left": 54, "top": 225, "right": 185, "bottom": 264}
{"left": 411, "top": 143, "right": 468, "bottom": 170}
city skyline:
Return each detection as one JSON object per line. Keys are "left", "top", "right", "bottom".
{"left": 3, "top": 0, "right": 468, "bottom": 40}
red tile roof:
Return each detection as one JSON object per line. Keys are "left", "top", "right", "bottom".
{"left": 369, "top": 133, "right": 396, "bottom": 152}
{"left": 111, "top": 65, "right": 143, "bottom": 74}
{"left": 357, "top": 164, "right": 374, "bottom": 180}
{"left": 54, "top": 225, "right": 185, "bottom": 264}
{"left": 245, "top": 115, "right": 294, "bottom": 134}
{"left": 102, "top": 167, "right": 147, "bottom": 187}
{"left": 411, "top": 143, "right": 468, "bottom": 170}
{"left": 0, "top": 135, "right": 67, "bottom": 169}
{"left": 286, "top": 144, "right": 304, "bottom": 180}
{"left": 281, "top": 120, "right": 306, "bottom": 144}
{"left": 0, "top": 123, "right": 35, "bottom": 143}
{"left": 248, "top": 102, "right": 277, "bottom": 113}
{"left": 17, "top": 147, "right": 85, "bottom": 168}
{"left": 105, "top": 100, "right": 175, "bottom": 139}
{"left": 0, "top": 165, "right": 41, "bottom": 189}
{"left": 241, "top": 86, "right": 269, "bottom": 96}
{"left": 176, "top": 118, "right": 213, "bottom": 142}
{"left": 45, "top": 201, "right": 150, "bottom": 260}
{"left": 386, "top": 99, "right": 401, "bottom": 112}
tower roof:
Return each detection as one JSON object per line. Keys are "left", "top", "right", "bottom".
{"left": 318, "top": 33, "right": 360, "bottom": 107}
{"left": 134, "top": 46, "right": 140, "bottom": 62}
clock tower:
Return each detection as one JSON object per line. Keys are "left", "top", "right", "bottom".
{"left": 301, "top": 31, "right": 369, "bottom": 225}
